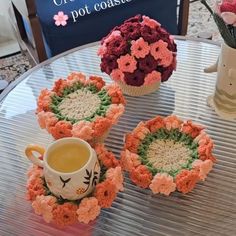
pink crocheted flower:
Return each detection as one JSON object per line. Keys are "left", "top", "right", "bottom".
{"left": 26, "top": 177, "right": 45, "bottom": 201}
{"left": 144, "top": 71, "right": 161, "bottom": 85}
{"left": 132, "top": 122, "right": 150, "bottom": 140}
{"left": 37, "top": 111, "right": 58, "bottom": 130}
{"left": 110, "top": 69, "right": 125, "bottom": 82}
{"left": 130, "top": 165, "right": 152, "bottom": 189}
{"left": 221, "top": 12, "right": 236, "bottom": 26}
{"left": 52, "top": 203, "right": 78, "bottom": 228}
{"left": 32, "top": 195, "right": 57, "bottom": 223}
{"left": 149, "top": 173, "right": 176, "bottom": 196}
{"left": 97, "top": 45, "right": 107, "bottom": 57}
{"left": 120, "top": 149, "right": 141, "bottom": 172}
{"left": 150, "top": 40, "right": 168, "bottom": 60}
{"left": 117, "top": 54, "right": 137, "bottom": 73}
{"left": 106, "top": 166, "right": 124, "bottom": 192}
{"left": 37, "top": 89, "right": 55, "bottom": 113}
{"left": 77, "top": 197, "right": 101, "bottom": 224}
{"left": 95, "top": 144, "right": 120, "bottom": 169}
{"left": 192, "top": 159, "right": 213, "bottom": 181}
{"left": 27, "top": 165, "right": 43, "bottom": 179}
{"left": 104, "top": 30, "right": 122, "bottom": 44}
{"left": 142, "top": 15, "right": 161, "bottom": 29}
{"left": 67, "top": 72, "right": 86, "bottom": 85}
{"left": 150, "top": 40, "right": 173, "bottom": 67}
{"left": 53, "top": 11, "right": 68, "bottom": 26}
{"left": 106, "top": 104, "right": 125, "bottom": 125}
{"left": 181, "top": 120, "right": 205, "bottom": 139}
{"left": 71, "top": 121, "right": 94, "bottom": 141}
{"left": 160, "top": 50, "right": 173, "bottom": 67}
{"left": 164, "top": 115, "right": 183, "bottom": 131}
{"left": 131, "top": 38, "right": 150, "bottom": 59}
{"left": 49, "top": 121, "right": 72, "bottom": 139}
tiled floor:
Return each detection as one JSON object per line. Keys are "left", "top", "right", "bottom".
{"left": 0, "top": 40, "right": 20, "bottom": 58}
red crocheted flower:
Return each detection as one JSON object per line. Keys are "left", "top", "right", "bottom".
{"left": 140, "top": 25, "right": 160, "bottom": 44}
{"left": 95, "top": 180, "right": 117, "bottom": 208}
{"left": 175, "top": 170, "right": 199, "bottom": 194}
{"left": 138, "top": 54, "right": 158, "bottom": 74}
{"left": 220, "top": 1, "right": 236, "bottom": 14}
{"left": 120, "top": 22, "right": 141, "bottom": 40}
{"left": 130, "top": 165, "right": 152, "bottom": 189}
{"left": 106, "top": 36, "right": 128, "bottom": 56}
{"left": 100, "top": 54, "right": 118, "bottom": 75}
{"left": 124, "top": 70, "right": 145, "bottom": 86}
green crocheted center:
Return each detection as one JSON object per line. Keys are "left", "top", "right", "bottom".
{"left": 50, "top": 82, "right": 112, "bottom": 124}
{"left": 137, "top": 129, "right": 199, "bottom": 177}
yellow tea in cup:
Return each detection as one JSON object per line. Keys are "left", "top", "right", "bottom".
{"left": 47, "top": 142, "right": 90, "bottom": 173}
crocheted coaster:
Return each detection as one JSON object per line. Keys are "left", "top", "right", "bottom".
{"left": 26, "top": 144, "right": 123, "bottom": 227}
{"left": 36, "top": 72, "right": 126, "bottom": 143}
{"left": 121, "top": 115, "right": 216, "bottom": 195}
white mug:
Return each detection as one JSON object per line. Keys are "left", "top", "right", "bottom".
{"left": 25, "top": 137, "right": 100, "bottom": 200}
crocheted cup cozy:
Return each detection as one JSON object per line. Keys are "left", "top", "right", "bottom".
{"left": 36, "top": 72, "right": 126, "bottom": 144}
{"left": 98, "top": 15, "right": 177, "bottom": 96}
{"left": 26, "top": 144, "right": 123, "bottom": 227}
{"left": 121, "top": 115, "right": 216, "bottom": 195}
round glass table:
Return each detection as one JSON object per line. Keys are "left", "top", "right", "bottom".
{"left": 0, "top": 38, "right": 236, "bottom": 236}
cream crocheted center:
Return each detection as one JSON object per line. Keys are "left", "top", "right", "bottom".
{"left": 58, "top": 89, "right": 101, "bottom": 120}
{"left": 147, "top": 140, "right": 191, "bottom": 172}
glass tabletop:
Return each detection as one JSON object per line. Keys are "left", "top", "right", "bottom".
{"left": 0, "top": 38, "right": 236, "bottom": 236}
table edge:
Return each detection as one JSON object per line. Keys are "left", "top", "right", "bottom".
{"left": 0, "top": 36, "right": 220, "bottom": 102}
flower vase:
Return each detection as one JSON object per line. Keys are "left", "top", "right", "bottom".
{"left": 205, "top": 42, "right": 236, "bottom": 120}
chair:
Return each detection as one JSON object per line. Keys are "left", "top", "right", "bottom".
{"left": 10, "top": 0, "right": 190, "bottom": 63}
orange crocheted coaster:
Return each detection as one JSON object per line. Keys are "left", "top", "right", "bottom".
{"left": 121, "top": 115, "right": 216, "bottom": 195}
{"left": 26, "top": 144, "right": 123, "bottom": 227}
{"left": 36, "top": 72, "right": 125, "bottom": 144}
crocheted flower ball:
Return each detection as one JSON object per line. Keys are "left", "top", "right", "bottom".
{"left": 121, "top": 115, "right": 216, "bottom": 195}
{"left": 26, "top": 144, "right": 123, "bottom": 227}
{"left": 36, "top": 72, "right": 126, "bottom": 143}
{"left": 98, "top": 15, "right": 177, "bottom": 96}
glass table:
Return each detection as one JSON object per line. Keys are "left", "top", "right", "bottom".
{"left": 1, "top": 37, "right": 236, "bottom": 236}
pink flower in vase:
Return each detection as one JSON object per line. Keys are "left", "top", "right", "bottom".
{"left": 131, "top": 37, "right": 150, "bottom": 59}
{"left": 53, "top": 11, "right": 68, "bottom": 26}
{"left": 221, "top": 12, "right": 236, "bottom": 26}
{"left": 117, "top": 54, "right": 137, "bottom": 73}
{"left": 110, "top": 69, "right": 125, "bottom": 82}
{"left": 144, "top": 71, "right": 161, "bottom": 85}
{"left": 142, "top": 15, "right": 161, "bottom": 29}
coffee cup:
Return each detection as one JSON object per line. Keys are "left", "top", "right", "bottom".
{"left": 25, "top": 137, "right": 100, "bottom": 200}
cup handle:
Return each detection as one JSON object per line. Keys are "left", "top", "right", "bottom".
{"left": 25, "top": 144, "right": 45, "bottom": 168}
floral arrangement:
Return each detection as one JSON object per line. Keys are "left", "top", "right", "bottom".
{"left": 36, "top": 72, "right": 125, "bottom": 143}
{"left": 26, "top": 144, "right": 123, "bottom": 227}
{"left": 98, "top": 15, "right": 177, "bottom": 96}
{"left": 201, "top": 0, "right": 236, "bottom": 48}
{"left": 121, "top": 115, "right": 216, "bottom": 195}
